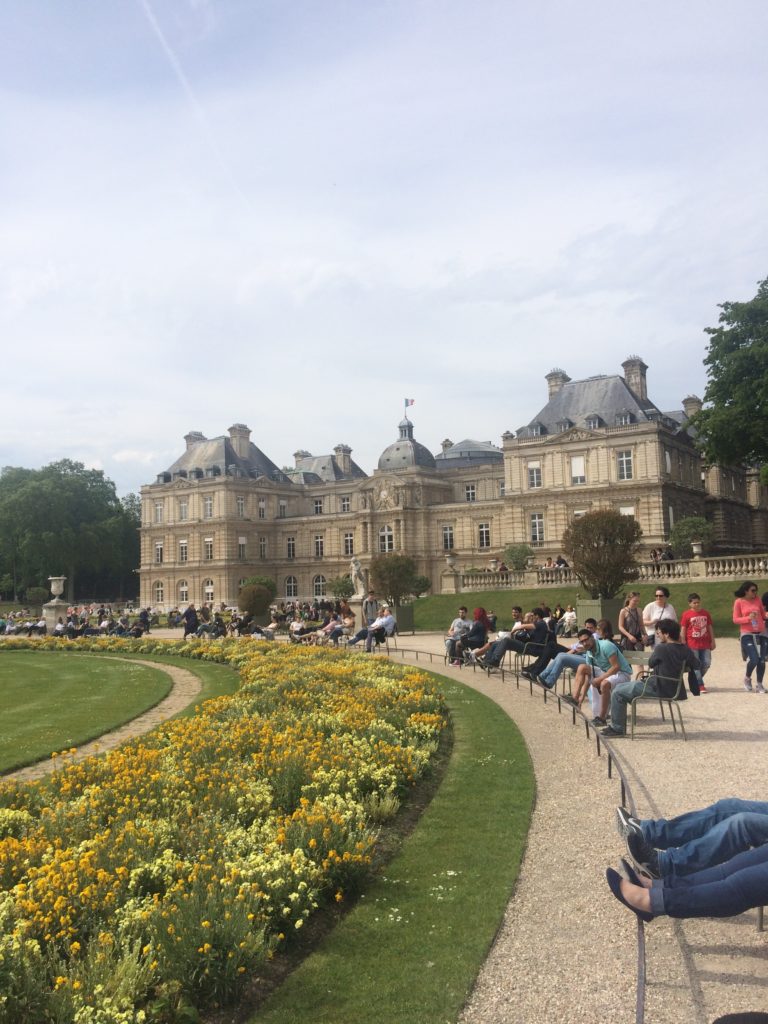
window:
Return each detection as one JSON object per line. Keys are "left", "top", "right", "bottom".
{"left": 238, "top": 578, "right": 247, "bottom": 590}
{"left": 664, "top": 450, "right": 672, "bottom": 474}
{"left": 313, "top": 574, "right": 327, "bottom": 598}
{"left": 278, "top": 500, "right": 286, "bottom": 518}
{"left": 204, "top": 537, "right": 213, "bottom": 561}
{"left": 203, "top": 579, "right": 214, "bottom": 603}
{"left": 153, "top": 581, "right": 164, "bottom": 604}
{"left": 379, "top": 525, "right": 394, "bottom": 553}
{"left": 617, "top": 412, "right": 632, "bottom": 426}
{"left": 178, "top": 499, "right": 188, "bottom": 522}
{"left": 498, "top": 480, "right": 506, "bottom": 497}
{"left": 314, "top": 534, "right": 324, "bottom": 557}
{"left": 285, "top": 575, "right": 298, "bottom": 598}
{"left": 344, "top": 531, "right": 354, "bottom": 556}
{"left": 619, "top": 505, "right": 636, "bottom": 517}
{"left": 154, "top": 501, "right": 163, "bottom": 524}
{"left": 668, "top": 504, "right": 675, "bottom": 528}
{"left": 238, "top": 537, "right": 246, "bottom": 561}
{"left": 203, "top": 495, "right": 213, "bottom": 519}
{"left": 341, "top": 495, "right": 351, "bottom": 513}
{"left": 287, "top": 536, "right": 296, "bottom": 559}
{"left": 617, "top": 450, "right": 633, "bottom": 481}
{"left": 529, "top": 424, "right": 542, "bottom": 437}
{"left": 179, "top": 540, "right": 188, "bottom": 563}
{"left": 259, "top": 537, "right": 267, "bottom": 559}
{"left": 442, "top": 525, "right": 454, "bottom": 551}
{"left": 530, "top": 513, "right": 544, "bottom": 544}
{"left": 465, "top": 483, "right": 476, "bottom": 502}
{"left": 478, "top": 522, "right": 491, "bottom": 549}
{"left": 314, "top": 498, "right": 324, "bottom": 515}
{"left": 570, "top": 455, "right": 586, "bottom": 485}
{"left": 178, "top": 580, "right": 188, "bottom": 603}
{"left": 527, "top": 461, "right": 542, "bottom": 489}
{"left": 236, "top": 495, "right": 245, "bottom": 518}
{"left": 258, "top": 499, "right": 266, "bottom": 520}
{"left": 154, "top": 541, "right": 164, "bottom": 564}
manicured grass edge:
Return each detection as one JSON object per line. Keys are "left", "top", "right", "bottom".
{"left": 251, "top": 674, "right": 535, "bottom": 1024}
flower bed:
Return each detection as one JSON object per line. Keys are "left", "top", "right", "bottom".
{"left": 0, "top": 641, "right": 446, "bottom": 1023}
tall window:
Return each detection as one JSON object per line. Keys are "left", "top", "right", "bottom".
{"left": 285, "top": 575, "right": 298, "bottom": 598}
{"left": 154, "top": 541, "right": 164, "bottom": 564}
{"left": 178, "top": 499, "right": 188, "bottom": 522}
{"left": 313, "top": 574, "right": 327, "bottom": 598}
{"left": 314, "top": 498, "right": 324, "bottom": 515}
{"left": 617, "top": 450, "right": 633, "bottom": 481}
{"left": 238, "top": 537, "right": 246, "bottom": 561}
{"left": 465, "top": 483, "right": 476, "bottom": 502}
{"left": 478, "top": 523, "right": 491, "bottom": 549}
{"left": 344, "top": 531, "right": 354, "bottom": 556}
{"left": 287, "top": 536, "right": 296, "bottom": 559}
{"left": 498, "top": 480, "right": 506, "bottom": 497}
{"left": 314, "top": 534, "right": 324, "bottom": 557}
{"left": 259, "top": 537, "right": 267, "bottom": 559}
{"left": 379, "top": 525, "right": 394, "bottom": 553}
{"left": 153, "top": 581, "right": 164, "bottom": 604}
{"left": 179, "top": 539, "right": 188, "bottom": 563}
{"left": 236, "top": 495, "right": 245, "bottom": 518}
{"left": 527, "top": 461, "right": 542, "bottom": 488}
{"left": 178, "top": 580, "right": 188, "bottom": 603}
{"left": 154, "top": 501, "right": 163, "bottom": 524}
{"left": 442, "top": 525, "right": 454, "bottom": 551}
{"left": 203, "top": 579, "right": 214, "bottom": 603}
{"left": 570, "top": 455, "right": 586, "bottom": 485}
{"left": 258, "top": 499, "right": 266, "bottom": 520}
{"left": 341, "top": 495, "right": 351, "bottom": 513}
{"left": 204, "top": 537, "right": 214, "bottom": 560}
{"left": 278, "top": 500, "right": 287, "bottom": 518}
{"left": 586, "top": 416, "right": 600, "bottom": 431}
{"left": 203, "top": 496, "right": 213, "bottom": 519}
{"left": 530, "top": 513, "right": 544, "bottom": 544}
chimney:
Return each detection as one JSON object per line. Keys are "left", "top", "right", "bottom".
{"left": 334, "top": 443, "right": 352, "bottom": 474}
{"left": 682, "top": 395, "right": 702, "bottom": 420}
{"left": 545, "top": 368, "right": 571, "bottom": 399}
{"left": 184, "top": 430, "right": 207, "bottom": 451}
{"left": 294, "top": 449, "right": 312, "bottom": 467}
{"left": 441, "top": 438, "right": 453, "bottom": 452}
{"left": 622, "top": 355, "right": 649, "bottom": 401}
{"left": 227, "top": 423, "right": 251, "bottom": 459}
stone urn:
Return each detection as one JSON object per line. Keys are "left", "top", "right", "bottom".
{"left": 48, "top": 576, "right": 67, "bottom": 599}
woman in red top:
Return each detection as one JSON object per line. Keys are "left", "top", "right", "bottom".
{"left": 732, "top": 581, "right": 768, "bottom": 693}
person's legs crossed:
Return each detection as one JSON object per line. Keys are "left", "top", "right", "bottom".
{"left": 656, "top": 810, "right": 768, "bottom": 878}
{"left": 642, "top": 798, "right": 768, "bottom": 848}
{"left": 651, "top": 844, "right": 768, "bottom": 918}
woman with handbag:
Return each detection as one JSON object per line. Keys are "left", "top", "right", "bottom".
{"left": 618, "top": 592, "right": 645, "bottom": 650}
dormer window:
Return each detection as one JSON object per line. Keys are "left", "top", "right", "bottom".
{"left": 585, "top": 415, "right": 602, "bottom": 431}
{"left": 557, "top": 419, "right": 573, "bottom": 433}
{"left": 616, "top": 411, "right": 634, "bottom": 426}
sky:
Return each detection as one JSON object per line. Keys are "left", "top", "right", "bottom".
{"left": 2, "top": 0, "right": 767, "bottom": 497}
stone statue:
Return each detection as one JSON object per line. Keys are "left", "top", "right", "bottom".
{"left": 350, "top": 556, "right": 366, "bottom": 597}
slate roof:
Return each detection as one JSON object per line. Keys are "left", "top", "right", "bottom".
{"left": 378, "top": 418, "right": 436, "bottom": 471}
{"left": 434, "top": 438, "right": 503, "bottom": 470}
{"left": 286, "top": 453, "right": 368, "bottom": 484}
{"left": 159, "top": 436, "right": 290, "bottom": 484}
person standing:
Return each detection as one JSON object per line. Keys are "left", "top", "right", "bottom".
{"left": 618, "top": 592, "right": 645, "bottom": 650}
{"left": 642, "top": 586, "right": 677, "bottom": 645}
{"left": 182, "top": 603, "right": 199, "bottom": 638}
{"left": 680, "top": 593, "right": 716, "bottom": 693}
{"left": 362, "top": 590, "right": 379, "bottom": 626}
{"left": 732, "top": 581, "right": 768, "bottom": 692}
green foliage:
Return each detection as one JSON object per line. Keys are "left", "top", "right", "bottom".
{"left": 238, "top": 583, "right": 272, "bottom": 617}
{"left": 503, "top": 543, "right": 533, "bottom": 569}
{"left": 327, "top": 575, "right": 355, "bottom": 601}
{"left": 562, "top": 509, "right": 642, "bottom": 598}
{"left": 692, "top": 276, "right": 768, "bottom": 469}
{"left": 410, "top": 574, "right": 432, "bottom": 599}
{"left": 25, "top": 586, "right": 50, "bottom": 608}
{"left": 369, "top": 555, "right": 423, "bottom": 607}
{"left": 669, "top": 516, "right": 716, "bottom": 557}
{"left": 241, "top": 575, "right": 277, "bottom": 600}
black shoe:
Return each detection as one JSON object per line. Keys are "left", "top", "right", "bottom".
{"left": 626, "top": 828, "right": 661, "bottom": 878}
{"left": 562, "top": 694, "right": 578, "bottom": 707}
{"left": 592, "top": 716, "right": 606, "bottom": 727}
{"left": 620, "top": 856, "right": 652, "bottom": 887}
{"left": 475, "top": 655, "right": 487, "bottom": 668}
{"left": 616, "top": 806, "right": 643, "bottom": 842}
{"left": 600, "top": 726, "right": 625, "bottom": 738}
{"left": 521, "top": 667, "right": 534, "bottom": 679}
{"left": 606, "top": 868, "right": 654, "bottom": 923}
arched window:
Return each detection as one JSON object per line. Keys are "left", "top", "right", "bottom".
{"left": 379, "top": 525, "right": 394, "bottom": 553}
{"left": 202, "top": 579, "right": 214, "bottom": 603}
{"left": 285, "top": 575, "right": 298, "bottom": 598}
{"left": 153, "top": 581, "right": 164, "bottom": 604}
{"left": 178, "top": 580, "right": 188, "bottom": 603}
{"left": 313, "top": 574, "right": 326, "bottom": 598}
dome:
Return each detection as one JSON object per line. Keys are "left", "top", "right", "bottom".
{"left": 434, "top": 438, "right": 503, "bottom": 470}
{"left": 377, "top": 418, "right": 436, "bottom": 471}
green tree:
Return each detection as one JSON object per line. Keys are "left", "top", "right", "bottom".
{"left": 669, "top": 516, "right": 716, "bottom": 558}
{"left": 369, "top": 555, "right": 423, "bottom": 608}
{"left": 562, "top": 509, "right": 642, "bottom": 598}
{"left": 503, "top": 543, "right": 533, "bottom": 570}
{"left": 692, "top": 276, "right": 768, "bottom": 477}
{"left": 410, "top": 575, "right": 432, "bottom": 599}
{"left": 241, "top": 575, "right": 278, "bottom": 600}
{"left": 238, "top": 584, "right": 272, "bottom": 617}
{"left": 327, "top": 575, "right": 355, "bottom": 601}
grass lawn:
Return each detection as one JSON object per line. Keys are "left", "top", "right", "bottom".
{"left": 252, "top": 674, "right": 534, "bottom": 1024}
{"left": 0, "top": 652, "right": 173, "bottom": 773}
{"left": 412, "top": 579, "right": 760, "bottom": 636}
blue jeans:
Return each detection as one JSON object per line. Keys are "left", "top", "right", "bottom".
{"left": 641, "top": 798, "right": 768, "bottom": 878}
{"left": 539, "top": 653, "right": 585, "bottom": 687}
{"left": 692, "top": 647, "right": 711, "bottom": 685}
{"left": 741, "top": 633, "right": 768, "bottom": 683}
{"left": 607, "top": 679, "right": 650, "bottom": 734}
{"left": 650, "top": 842, "right": 768, "bottom": 918}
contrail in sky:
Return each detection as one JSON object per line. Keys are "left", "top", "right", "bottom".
{"left": 137, "top": 0, "right": 249, "bottom": 205}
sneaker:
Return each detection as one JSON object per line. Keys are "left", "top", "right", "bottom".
{"left": 699, "top": 684, "right": 707, "bottom": 693}
{"left": 744, "top": 677, "right": 754, "bottom": 692}
{"left": 626, "top": 827, "right": 661, "bottom": 878}
{"left": 757, "top": 685, "right": 766, "bottom": 694}
{"left": 451, "top": 659, "right": 462, "bottom": 667}
{"left": 600, "top": 726, "right": 625, "bottom": 739}
{"left": 616, "top": 806, "right": 643, "bottom": 842}
{"left": 592, "top": 716, "right": 606, "bottom": 727}
{"left": 466, "top": 650, "right": 477, "bottom": 663}
{"left": 475, "top": 654, "right": 487, "bottom": 668}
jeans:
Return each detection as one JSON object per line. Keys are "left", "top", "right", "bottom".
{"left": 641, "top": 798, "right": 768, "bottom": 878}
{"left": 607, "top": 679, "right": 650, "bottom": 734}
{"left": 650, "top": 842, "right": 768, "bottom": 918}
{"left": 741, "top": 633, "right": 768, "bottom": 683}
{"left": 691, "top": 647, "right": 712, "bottom": 686}
{"left": 539, "top": 653, "right": 586, "bottom": 688}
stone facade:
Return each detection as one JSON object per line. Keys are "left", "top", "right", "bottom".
{"left": 139, "top": 358, "right": 768, "bottom": 609}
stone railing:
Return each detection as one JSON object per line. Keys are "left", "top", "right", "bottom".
{"left": 460, "top": 570, "right": 526, "bottom": 590}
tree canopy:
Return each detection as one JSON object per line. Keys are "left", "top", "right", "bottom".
{"left": 692, "top": 276, "right": 768, "bottom": 473}
{"left": 369, "top": 554, "right": 429, "bottom": 608}
{"left": 562, "top": 509, "right": 642, "bottom": 599}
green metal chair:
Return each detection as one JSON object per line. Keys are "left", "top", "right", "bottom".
{"left": 629, "top": 671, "right": 687, "bottom": 740}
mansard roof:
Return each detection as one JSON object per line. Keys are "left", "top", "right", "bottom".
{"left": 434, "top": 438, "right": 503, "bottom": 470}
{"left": 160, "top": 435, "right": 290, "bottom": 484}
{"left": 286, "top": 453, "right": 368, "bottom": 485}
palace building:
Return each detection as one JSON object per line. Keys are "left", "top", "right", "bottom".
{"left": 139, "top": 357, "right": 768, "bottom": 609}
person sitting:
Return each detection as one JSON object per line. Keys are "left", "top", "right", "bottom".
{"left": 450, "top": 607, "right": 494, "bottom": 666}
{"left": 534, "top": 619, "right": 598, "bottom": 689}
{"left": 601, "top": 618, "right": 699, "bottom": 737}
{"left": 445, "top": 606, "right": 473, "bottom": 660}
{"left": 348, "top": 606, "right": 396, "bottom": 650}
{"left": 556, "top": 604, "right": 577, "bottom": 637}
{"left": 478, "top": 608, "right": 549, "bottom": 670}
{"left": 565, "top": 624, "right": 632, "bottom": 726}
{"left": 315, "top": 613, "right": 342, "bottom": 645}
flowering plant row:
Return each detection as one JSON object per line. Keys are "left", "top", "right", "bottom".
{"left": 0, "top": 640, "right": 446, "bottom": 1023}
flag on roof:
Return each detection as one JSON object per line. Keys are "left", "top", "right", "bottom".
{"left": 404, "top": 398, "right": 415, "bottom": 407}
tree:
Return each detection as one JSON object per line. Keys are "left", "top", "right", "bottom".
{"left": 327, "top": 575, "right": 355, "bottom": 601}
{"left": 562, "top": 509, "right": 642, "bottom": 598}
{"left": 669, "top": 516, "right": 716, "bottom": 558}
{"left": 410, "top": 575, "right": 431, "bottom": 599}
{"left": 369, "top": 555, "right": 423, "bottom": 608}
{"left": 692, "top": 276, "right": 768, "bottom": 478}
{"left": 503, "top": 543, "right": 533, "bottom": 570}
{"left": 238, "top": 584, "right": 272, "bottom": 617}
{"left": 241, "top": 575, "right": 277, "bottom": 600}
